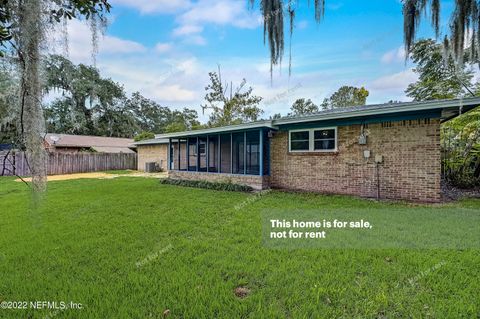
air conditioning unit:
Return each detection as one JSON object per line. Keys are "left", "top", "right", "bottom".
{"left": 145, "top": 162, "right": 157, "bottom": 173}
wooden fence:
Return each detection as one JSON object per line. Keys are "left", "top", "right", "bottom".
{"left": 0, "top": 151, "right": 137, "bottom": 177}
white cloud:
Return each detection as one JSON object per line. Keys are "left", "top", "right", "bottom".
{"left": 171, "top": 0, "right": 261, "bottom": 43}
{"left": 184, "top": 35, "right": 207, "bottom": 46}
{"left": 381, "top": 46, "right": 406, "bottom": 64}
{"left": 155, "top": 42, "right": 173, "bottom": 53}
{"left": 149, "top": 84, "right": 196, "bottom": 101}
{"left": 370, "top": 69, "right": 417, "bottom": 91}
{"left": 50, "top": 20, "right": 146, "bottom": 64}
{"left": 177, "top": 0, "right": 260, "bottom": 29}
{"left": 97, "top": 56, "right": 204, "bottom": 105}
{"left": 101, "top": 36, "right": 147, "bottom": 54}
{"left": 172, "top": 24, "right": 203, "bottom": 36}
{"left": 110, "top": 0, "right": 191, "bottom": 14}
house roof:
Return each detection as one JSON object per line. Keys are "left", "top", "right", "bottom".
{"left": 91, "top": 146, "right": 136, "bottom": 153}
{"left": 133, "top": 121, "right": 275, "bottom": 145}
{"left": 133, "top": 138, "right": 170, "bottom": 146}
{"left": 273, "top": 97, "right": 480, "bottom": 126}
{"left": 136, "top": 97, "right": 480, "bottom": 144}
{"left": 44, "top": 133, "right": 136, "bottom": 152}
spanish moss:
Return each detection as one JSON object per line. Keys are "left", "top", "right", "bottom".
{"left": 252, "top": 0, "right": 324, "bottom": 77}
{"left": 403, "top": 0, "right": 480, "bottom": 67}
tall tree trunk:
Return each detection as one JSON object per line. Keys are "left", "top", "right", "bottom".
{"left": 18, "top": 0, "right": 47, "bottom": 192}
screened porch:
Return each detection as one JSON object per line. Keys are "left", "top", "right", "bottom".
{"left": 168, "top": 129, "right": 270, "bottom": 176}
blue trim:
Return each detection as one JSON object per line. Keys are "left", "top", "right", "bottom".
{"left": 168, "top": 138, "right": 171, "bottom": 170}
{"left": 277, "top": 110, "right": 442, "bottom": 131}
{"left": 259, "top": 129, "right": 264, "bottom": 177}
{"left": 243, "top": 131, "right": 247, "bottom": 175}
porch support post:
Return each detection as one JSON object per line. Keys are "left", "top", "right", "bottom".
{"left": 186, "top": 138, "right": 189, "bottom": 171}
{"left": 259, "top": 129, "right": 263, "bottom": 176}
{"left": 177, "top": 139, "right": 180, "bottom": 171}
{"left": 196, "top": 136, "right": 199, "bottom": 172}
{"left": 230, "top": 133, "right": 233, "bottom": 174}
{"left": 206, "top": 136, "right": 209, "bottom": 172}
{"left": 168, "top": 138, "right": 171, "bottom": 170}
{"left": 243, "top": 131, "right": 247, "bottom": 175}
{"left": 218, "top": 134, "right": 221, "bottom": 173}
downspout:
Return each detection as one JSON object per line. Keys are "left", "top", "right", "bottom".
{"left": 376, "top": 162, "right": 380, "bottom": 200}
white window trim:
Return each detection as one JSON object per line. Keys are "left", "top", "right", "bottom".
{"left": 289, "top": 127, "right": 338, "bottom": 153}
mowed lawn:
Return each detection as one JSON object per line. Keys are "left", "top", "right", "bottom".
{"left": 0, "top": 176, "right": 479, "bottom": 318}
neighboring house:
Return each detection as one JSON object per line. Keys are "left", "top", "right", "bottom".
{"left": 134, "top": 97, "right": 480, "bottom": 202}
{"left": 44, "top": 133, "right": 136, "bottom": 154}
{"left": 134, "top": 138, "right": 169, "bottom": 172}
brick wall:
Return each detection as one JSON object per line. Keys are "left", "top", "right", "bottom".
{"left": 169, "top": 170, "right": 269, "bottom": 190}
{"left": 269, "top": 119, "right": 441, "bottom": 202}
{"left": 137, "top": 144, "right": 168, "bottom": 171}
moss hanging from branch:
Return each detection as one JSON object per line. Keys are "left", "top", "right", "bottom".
{"left": 251, "top": 0, "right": 325, "bottom": 77}
{"left": 1, "top": 0, "right": 111, "bottom": 194}
{"left": 403, "top": 0, "right": 480, "bottom": 66}
{"left": 17, "top": 0, "right": 48, "bottom": 192}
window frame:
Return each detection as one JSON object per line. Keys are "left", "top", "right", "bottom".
{"left": 288, "top": 127, "right": 338, "bottom": 153}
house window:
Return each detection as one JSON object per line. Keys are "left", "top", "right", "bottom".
{"left": 314, "top": 129, "right": 336, "bottom": 151}
{"left": 289, "top": 127, "right": 337, "bottom": 152}
{"left": 289, "top": 131, "right": 310, "bottom": 151}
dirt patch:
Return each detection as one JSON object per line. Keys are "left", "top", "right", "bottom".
{"left": 234, "top": 286, "right": 251, "bottom": 298}
{"left": 15, "top": 171, "right": 167, "bottom": 182}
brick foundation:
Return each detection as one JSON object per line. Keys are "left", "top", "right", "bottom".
{"left": 269, "top": 119, "right": 441, "bottom": 202}
{"left": 168, "top": 170, "right": 269, "bottom": 190}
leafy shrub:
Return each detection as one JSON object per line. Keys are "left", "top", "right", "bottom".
{"left": 159, "top": 178, "right": 253, "bottom": 192}
{"left": 134, "top": 131, "right": 155, "bottom": 142}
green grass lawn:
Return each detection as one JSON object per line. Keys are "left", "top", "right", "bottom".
{"left": 0, "top": 176, "right": 479, "bottom": 318}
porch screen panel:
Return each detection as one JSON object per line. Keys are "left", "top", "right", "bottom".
{"left": 263, "top": 130, "right": 270, "bottom": 175}
{"left": 220, "top": 134, "right": 231, "bottom": 173}
{"left": 246, "top": 131, "right": 260, "bottom": 175}
{"left": 198, "top": 137, "right": 207, "bottom": 172}
{"left": 208, "top": 136, "right": 219, "bottom": 172}
{"left": 232, "top": 132, "right": 245, "bottom": 174}
{"left": 170, "top": 141, "right": 177, "bottom": 170}
{"left": 188, "top": 138, "right": 197, "bottom": 171}
{"left": 179, "top": 139, "right": 187, "bottom": 170}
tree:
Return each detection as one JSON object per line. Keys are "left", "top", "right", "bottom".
{"left": 127, "top": 92, "right": 172, "bottom": 133}
{"left": 0, "top": 62, "right": 18, "bottom": 143}
{"left": 289, "top": 98, "right": 319, "bottom": 115}
{"left": 164, "top": 108, "right": 203, "bottom": 133}
{"left": 134, "top": 131, "right": 155, "bottom": 142}
{"left": 201, "top": 68, "right": 263, "bottom": 127}
{"left": 44, "top": 55, "right": 136, "bottom": 137}
{"left": 405, "top": 39, "right": 474, "bottom": 101}
{"left": 405, "top": 39, "right": 480, "bottom": 187}
{"left": 1, "top": 0, "right": 111, "bottom": 192}
{"left": 322, "top": 86, "right": 369, "bottom": 109}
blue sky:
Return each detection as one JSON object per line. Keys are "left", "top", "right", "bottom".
{"left": 55, "top": 0, "right": 456, "bottom": 122}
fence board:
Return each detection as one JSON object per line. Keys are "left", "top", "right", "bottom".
{"left": 0, "top": 152, "right": 137, "bottom": 177}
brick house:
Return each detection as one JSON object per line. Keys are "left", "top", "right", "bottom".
{"left": 134, "top": 98, "right": 480, "bottom": 202}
